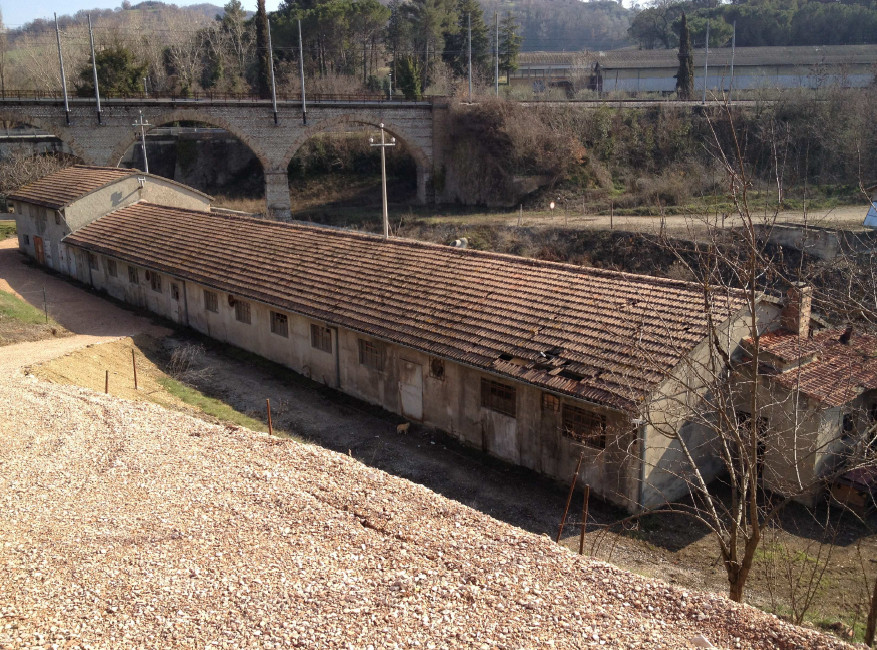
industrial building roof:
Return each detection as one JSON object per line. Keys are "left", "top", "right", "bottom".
{"left": 756, "top": 328, "right": 877, "bottom": 406}
{"left": 8, "top": 165, "right": 210, "bottom": 210}
{"left": 517, "top": 44, "right": 877, "bottom": 71}
{"left": 64, "top": 203, "right": 745, "bottom": 411}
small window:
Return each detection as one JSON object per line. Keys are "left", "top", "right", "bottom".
{"left": 171, "top": 283, "right": 180, "bottom": 301}
{"left": 150, "top": 272, "right": 162, "bottom": 293}
{"left": 562, "top": 404, "right": 606, "bottom": 448}
{"left": 235, "top": 300, "right": 251, "bottom": 324}
{"left": 87, "top": 252, "right": 99, "bottom": 270}
{"left": 842, "top": 413, "right": 855, "bottom": 437}
{"left": 106, "top": 259, "right": 117, "bottom": 277}
{"left": 429, "top": 357, "right": 445, "bottom": 380}
{"left": 480, "top": 378, "right": 516, "bottom": 418}
{"left": 22, "top": 234, "right": 29, "bottom": 245}
{"left": 270, "top": 311, "right": 289, "bottom": 337}
{"left": 311, "top": 324, "right": 332, "bottom": 353}
{"left": 542, "top": 393, "right": 560, "bottom": 412}
{"left": 54, "top": 213, "right": 61, "bottom": 225}
{"left": 204, "top": 290, "right": 218, "bottom": 313}
{"left": 128, "top": 266, "right": 138, "bottom": 284}
{"left": 358, "top": 338, "right": 384, "bottom": 371}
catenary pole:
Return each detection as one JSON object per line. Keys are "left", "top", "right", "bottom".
{"left": 87, "top": 14, "right": 101, "bottom": 124}
{"left": 729, "top": 20, "right": 736, "bottom": 102}
{"left": 298, "top": 19, "right": 307, "bottom": 125}
{"left": 494, "top": 13, "right": 499, "bottom": 96}
{"left": 702, "top": 19, "right": 710, "bottom": 104}
{"left": 54, "top": 13, "right": 70, "bottom": 125}
{"left": 267, "top": 18, "right": 278, "bottom": 124}
{"left": 467, "top": 13, "right": 472, "bottom": 103}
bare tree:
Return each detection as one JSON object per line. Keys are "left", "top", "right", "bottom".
{"left": 0, "top": 149, "right": 74, "bottom": 197}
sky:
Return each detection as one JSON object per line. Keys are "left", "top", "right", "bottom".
{"left": 1, "top": 0, "right": 282, "bottom": 30}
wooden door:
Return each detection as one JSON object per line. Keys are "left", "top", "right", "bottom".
{"left": 33, "top": 236, "right": 45, "bottom": 265}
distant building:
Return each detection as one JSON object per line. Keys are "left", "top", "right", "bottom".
{"left": 11, "top": 166, "right": 873, "bottom": 513}
{"left": 512, "top": 44, "right": 877, "bottom": 95}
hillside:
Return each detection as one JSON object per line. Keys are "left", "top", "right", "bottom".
{"left": 0, "top": 366, "right": 855, "bottom": 649}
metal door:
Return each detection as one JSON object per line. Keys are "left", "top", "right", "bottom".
{"left": 33, "top": 236, "right": 45, "bottom": 265}
{"left": 398, "top": 360, "right": 423, "bottom": 421}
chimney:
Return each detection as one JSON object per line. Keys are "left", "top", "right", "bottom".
{"left": 780, "top": 282, "right": 812, "bottom": 338}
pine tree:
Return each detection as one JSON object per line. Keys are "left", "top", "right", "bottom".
{"left": 396, "top": 54, "right": 422, "bottom": 100}
{"left": 442, "top": 0, "right": 489, "bottom": 78}
{"left": 675, "top": 12, "right": 694, "bottom": 100}
{"left": 254, "top": 0, "right": 271, "bottom": 98}
{"left": 498, "top": 12, "right": 522, "bottom": 82}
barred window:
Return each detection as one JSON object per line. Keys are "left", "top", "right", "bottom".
{"left": 480, "top": 378, "right": 516, "bottom": 418}
{"left": 358, "top": 338, "right": 384, "bottom": 371}
{"left": 22, "top": 234, "right": 29, "bottom": 245}
{"left": 235, "top": 300, "right": 251, "bottom": 324}
{"left": 106, "top": 259, "right": 117, "bottom": 277}
{"left": 429, "top": 357, "right": 445, "bottom": 380}
{"left": 204, "top": 290, "right": 218, "bottom": 313}
{"left": 311, "top": 324, "right": 332, "bottom": 353}
{"left": 87, "top": 252, "right": 98, "bottom": 270}
{"left": 561, "top": 405, "right": 606, "bottom": 448}
{"left": 271, "top": 311, "right": 289, "bottom": 337}
{"left": 150, "top": 272, "right": 162, "bottom": 293}
{"left": 171, "top": 283, "right": 180, "bottom": 301}
{"left": 542, "top": 393, "right": 560, "bottom": 412}
{"left": 128, "top": 266, "right": 138, "bottom": 284}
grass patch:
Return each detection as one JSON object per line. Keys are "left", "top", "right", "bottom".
{"left": 0, "top": 220, "right": 16, "bottom": 240}
{"left": 157, "top": 375, "right": 270, "bottom": 433}
{"left": 0, "top": 291, "right": 53, "bottom": 325}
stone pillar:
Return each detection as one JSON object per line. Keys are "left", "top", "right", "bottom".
{"left": 416, "top": 167, "right": 432, "bottom": 205}
{"left": 264, "top": 170, "right": 291, "bottom": 221}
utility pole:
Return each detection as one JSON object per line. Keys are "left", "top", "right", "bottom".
{"left": 54, "top": 13, "right": 70, "bottom": 125}
{"left": 701, "top": 18, "right": 710, "bottom": 104}
{"left": 298, "top": 19, "right": 307, "bottom": 126}
{"left": 87, "top": 14, "right": 101, "bottom": 125}
{"left": 267, "top": 17, "right": 278, "bottom": 124}
{"left": 369, "top": 123, "right": 395, "bottom": 239}
{"left": 494, "top": 12, "right": 499, "bottom": 96}
{"left": 133, "top": 111, "right": 151, "bottom": 174}
{"left": 729, "top": 20, "right": 736, "bottom": 102}
{"left": 467, "top": 13, "right": 472, "bottom": 103}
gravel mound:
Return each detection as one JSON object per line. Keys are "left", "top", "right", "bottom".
{"left": 0, "top": 373, "right": 853, "bottom": 650}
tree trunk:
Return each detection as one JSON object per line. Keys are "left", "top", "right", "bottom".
{"left": 865, "top": 572, "right": 877, "bottom": 647}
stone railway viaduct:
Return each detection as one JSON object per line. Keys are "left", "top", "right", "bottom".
{"left": 0, "top": 97, "right": 451, "bottom": 219}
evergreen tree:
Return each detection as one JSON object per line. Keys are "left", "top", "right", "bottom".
{"left": 498, "top": 12, "right": 522, "bottom": 81}
{"left": 396, "top": 54, "right": 422, "bottom": 100}
{"left": 675, "top": 12, "right": 694, "bottom": 100}
{"left": 442, "top": 0, "right": 489, "bottom": 78}
{"left": 254, "top": 0, "right": 271, "bottom": 98}
{"left": 77, "top": 44, "right": 148, "bottom": 97}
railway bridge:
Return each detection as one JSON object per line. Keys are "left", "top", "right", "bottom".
{"left": 0, "top": 96, "right": 450, "bottom": 219}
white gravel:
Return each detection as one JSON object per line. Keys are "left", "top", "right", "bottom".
{"left": 0, "top": 372, "right": 855, "bottom": 650}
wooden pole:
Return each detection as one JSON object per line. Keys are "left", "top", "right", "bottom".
{"left": 132, "top": 349, "right": 138, "bottom": 390}
{"left": 610, "top": 201, "right": 614, "bottom": 230}
{"left": 42, "top": 287, "right": 48, "bottom": 323}
{"left": 266, "top": 398, "right": 273, "bottom": 436}
{"left": 578, "top": 484, "right": 590, "bottom": 555}
{"left": 104, "top": 370, "right": 109, "bottom": 394}
{"left": 556, "top": 452, "right": 585, "bottom": 543}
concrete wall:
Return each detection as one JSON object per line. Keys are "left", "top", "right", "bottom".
{"left": 69, "top": 247, "right": 642, "bottom": 510}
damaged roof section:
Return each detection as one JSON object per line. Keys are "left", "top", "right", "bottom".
{"left": 64, "top": 203, "right": 746, "bottom": 411}
{"left": 752, "top": 328, "right": 877, "bottom": 407}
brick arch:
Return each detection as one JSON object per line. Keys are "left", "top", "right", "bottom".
{"left": 279, "top": 115, "right": 431, "bottom": 178}
{"left": 0, "top": 111, "right": 90, "bottom": 163}
{"left": 104, "top": 109, "right": 270, "bottom": 171}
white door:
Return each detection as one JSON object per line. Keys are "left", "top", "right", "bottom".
{"left": 398, "top": 360, "right": 423, "bottom": 421}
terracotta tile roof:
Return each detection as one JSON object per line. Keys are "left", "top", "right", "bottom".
{"left": 64, "top": 203, "right": 746, "bottom": 412}
{"left": 755, "top": 329, "right": 877, "bottom": 407}
{"left": 8, "top": 165, "right": 141, "bottom": 210}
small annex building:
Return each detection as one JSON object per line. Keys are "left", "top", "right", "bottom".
{"left": 16, "top": 166, "right": 869, "bottom": 513}
{"left": 7, "top": 165, "right": 211, "bottom": 276}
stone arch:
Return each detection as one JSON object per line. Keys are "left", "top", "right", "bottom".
{"left": 104, "top": 108, "right": 270, "bottom": 172}
{"left": 280, "top": 114, "right": 432, "bottom": 205}
{"left": 0, "top": 111, "right": 90, "bottom": 163}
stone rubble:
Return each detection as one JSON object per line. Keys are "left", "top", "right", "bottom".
{"left": 0, "top": 372, "right": 855, "bottom": 650}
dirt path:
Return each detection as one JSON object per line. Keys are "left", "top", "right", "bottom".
{"left": 0, "top": 238, "right": 170, "bottom": 373}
